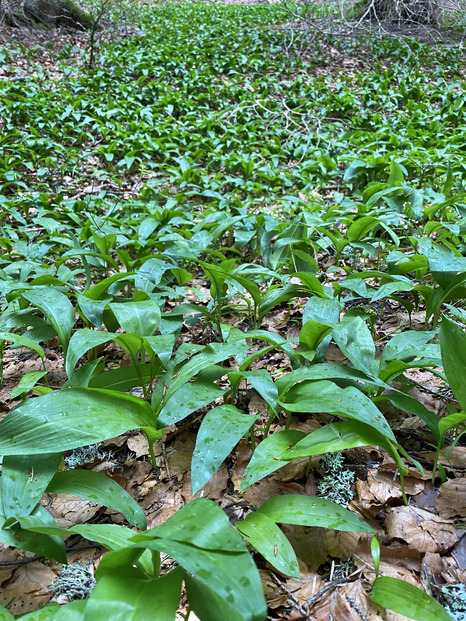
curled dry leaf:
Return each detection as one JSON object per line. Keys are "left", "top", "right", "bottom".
{"left": 435, "top": 477, "right": 466, "bottom": 519}
{"left": 385, "top": 506, "right": 459, "bottom": 553}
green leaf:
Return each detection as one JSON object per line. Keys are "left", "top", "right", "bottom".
{"left": 23, "top": 287, "right": 74, "bottom": 356}
{"left": 240, "top": 430, "right": 305, "bottom": 491}
{"left": 440, "top": 316, "right": 466, "bottom": 411}
{"left": 281, "top": 380, "right": 395, "bottom": 440}
{"left": 184, "top": 573, "right": 250, "bottom": 621}
{"left": 10, "top": 370, "right": 48, "bottom": 399}
{"left": 131, "top": 499, "right": 266, "bottom": 621}
{"left": 0, "top": 603, "right": 14, "bottom": 620}
{"left": 162, "top": 341, "right": 248, "bottom": 404}
{"left": 0, "top": 388, "right": 156, "bottom": 455}
{"left": 257, "top": 495, "right": 374, "bottom": 532}
{"left": 0, "top": 331, "right": 45, "bottom": 365}
{"left": 109, "top": 300, "right": 161, "bottom": 337}
{"left": 83, "top": 567, "right": 183, "bottom": 621}
{"left": 50, "top": 601, "right": 87, "bottom": 620}
{"left": 346, "top": 215, "right": 379, "bottom": 242}
{"left": 66, "top": 330, "right": 118, "bottom": 378}
{"left": 47, "top": 470, "right": 147, "bottom": 529}
{"left": 299, "top": 321, "right": 333, "bottom": 361}
{"left": 369, "top": 576, "right": 452, "bottom": 621}
{"left": 236, "top": 511, "right": 300, "bottom": 578}
{"left": 143, "top": 334, "right": 176, "bottom": 367}
{"left": 282, "top": 422, "right": 393, "bottom": 459}
{"left": 157, "top": 377, "right": 225, "bottom": 428}
{"left": 1, "top": 505, "right": 66, "bottom": 562}
{"left": 191, "top": 405, "right": 258, "bottom": 495}
{"left": 2, "top": 452, "right": 62, "bottom": 519}
{"left": 379, "top": 330, "right": 439, "bottom": 370}
{"left": 88, "top": 364, "right": 160, "bottom": 391}
{"left": 17, "top": 603, "right": 61, "bottom": 619}
{"left": 332, "top": 317, "right": 379, "bottom": 378}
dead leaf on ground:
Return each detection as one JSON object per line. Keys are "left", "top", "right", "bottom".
{"left": 385, "top": 506, "right": 459, "bottom": 553}
{"left": 0, "top": 562, "right": 55, "bottom": 615}
{"left": 435, "top": 477, "right": 466, "bottom": 518}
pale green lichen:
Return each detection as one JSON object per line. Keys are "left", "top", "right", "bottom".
{"left": 65, "top": 444, "right": 107, "bottom": 469}
{"left": 50, "top": 562, "right": 96, "bottom": 600}
{"left": 441, "top": 583, "right": 466, "bottom": 621}
{"left": 318, "top": 452, "right": 355, "bottom": 507}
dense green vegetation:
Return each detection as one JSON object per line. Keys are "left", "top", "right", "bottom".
{"left": 0, "top": 2, "right": 465, "bottom": 619}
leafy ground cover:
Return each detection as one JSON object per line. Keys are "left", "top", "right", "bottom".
{"left": 0, "top": 1, "right": 465, "bottom": 619}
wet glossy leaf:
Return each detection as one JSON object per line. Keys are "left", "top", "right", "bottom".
{"left": 240, "top": 430, "right": 305, "bottom": 491}
{"left": 369, "top": 576, "right": 452, "bottom": 621}
{"left": 257, "top": 495, "right": 374, "bottom": 533}
{"left": 0, "top": 388, "right": 156, "bottom": 455}
{"left": 236, "top": 511, "right": 300, "bottom": 578}
{"left": 47, "top": 470, "right": 147, "bottom": 529}
{"left": 191, "top": 405, "right": 259, "bottom": 495}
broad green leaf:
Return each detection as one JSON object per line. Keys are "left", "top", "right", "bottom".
{"left": 2, "top": 452, "right": 62, "bottom": 519}
{"left": 132, "top": 499, "right": 266, "bottom": 620}
{"left": 144, "top": 334, "right": 176, "bottom": 367}
{"left": 228, "top": 369, "right": 278, "bottom": 414}
{"left": 84, "top": 273, "right": 136, "bottom": 300}
{"left": 109, "top": 300, "right": 161, "bottom": 337}
{"left": 66, "top": 330, "right": 118, "bottom": 378}
{"left": 379, "top": 330, "right": 439, "bottom": 370}
{"left": 134, "top": 498, "right": 245, "bottom": 552}
{"left": 438, "top": 412, "right": 466, "bottom": 439}
{"left": 157, "top": 379, "right": 225, "bottom": 428}
{"left": 10, "top": 369, "right": 48, "bottom": 399}
{"left": 1, "top": 505, "right": 66, "bottom": 562}
{"left": 162, "top": 341, "right": 248, "bottom": 403}
{"left": 191, "top": 405, "right": 259, "bottom": 495}
{"left": 346, "top": 215, "right": 379, "bottom": 242}
{"left": 0, "top": 604, "right": 14, "bottom": 620}
{"left": 236, "top": 511, "right": 300, "bottom": 578}
{"left": 281, "top": 380, "right": 395, "bottom": 440}
{"left": 299, "top": 321, "right": 333, "bottom": 361}
{"left": 302, "top": 296, "right": 340, "bottom": 361}
{"left": 240, "top": 430, "right": 306, "bottom": 491}
{"left": 369, "top": 576, "right": 452, "bottom": 621}
{"left": 282, "top": 422, "right": 393, "bottom": 459}
{"left": 379, "top": 392, "right": 440, "bottom": 441}
{"left": 47, "top": 470, "right": 147, "bottom": 529}
{"left": 50, "top": 601, "right": 87, "bottom": 620}
{"left": 83, "top": 567, "right": 182, "bottom": 621}
{"left": 185, "top": 573, "right": 251, "bottom": 621}
{"left": 440, "top": 317, "right": 466, "bottom": 411}
{"left": 418, "top": 237, "right": 466, "bottom": 289}
{"left": 23, "top": 287, "right": 74, "bottom": 355}
{"left": 275, "top": 363, "right": 387, "bottom": 397}
{"left": 0, "top": 331, "right": 45, "bottom": 364}
{"left": 17, "top": 603, "right": 60, "bottom": 619}
{"left": 332, "top": 317, "right": 379, "bottom": 378}
{"left": 88, "top": 364, "right": 160, "bottom": 391}
{"left": 0, "top": 388, "right": 156, "bottom": 455}
{"left": 63, "top": 358, "right": 103, "bottom": 389}
{"left": 257, "top": 495, "right": 374, "bottom": 532}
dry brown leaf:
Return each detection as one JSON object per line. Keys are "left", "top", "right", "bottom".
{"left": 44, "top": 494, "right": 100, "bottom": 528}
{"left": 126, "top": 433, "right": 150, "bottom": 457}
{"left": 385, "top": 506, "right": 458, "bottom": 553}
{"left": 0, "top": 562, "right": 55, "bottom": 615}
{"left": 435, "top": 477, "right": 466, "bottom": 518}
{"left": 0, "top": 546, "right": 20, "bottom": 584}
